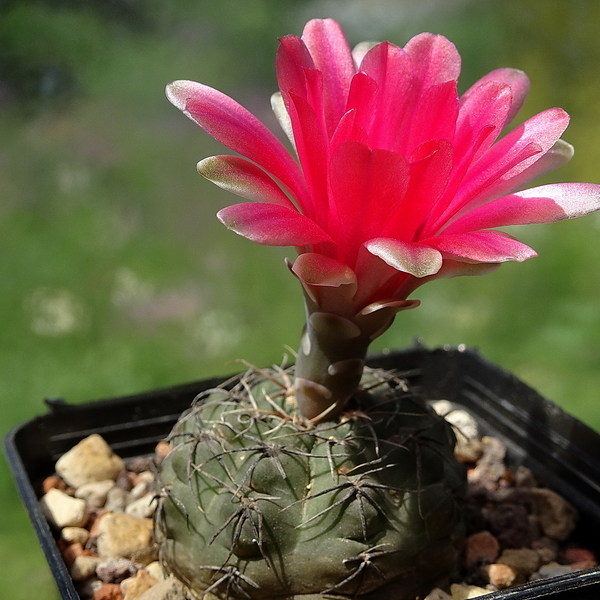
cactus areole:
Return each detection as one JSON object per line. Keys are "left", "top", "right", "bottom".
{"left": 158, "top": 17, "right": 600, "bottom": 600}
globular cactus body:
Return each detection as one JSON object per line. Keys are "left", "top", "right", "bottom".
{"left": 156, "top": 368, "right": 466, "bottom": 599}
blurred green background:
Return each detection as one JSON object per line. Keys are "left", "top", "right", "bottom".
{"left": 2, "top": 0, "right": 600, "bottom": 597}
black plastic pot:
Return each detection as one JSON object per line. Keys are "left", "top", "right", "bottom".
{"left": 4, "top": 346, "right": 600, "bottom": 599}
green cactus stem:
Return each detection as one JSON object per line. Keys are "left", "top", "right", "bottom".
{"left": 156, "top": 365, "right": 466, "bottom": 600}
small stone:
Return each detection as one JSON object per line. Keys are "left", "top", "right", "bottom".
{"left": 134, "top": 576, "right": 192, "bottom": 600}
{"left": 61, "top": 542, "right": 85, "bottom": 567}
{"left": 144, "top": 562, "right": 166, "bottom": 582}
{"left": 424, "top": 588, "right": 453, "bottom": 600}
{"left": 468, "top": 436, "right": 506, "bottom": 490}
{"left": 484, "top": 501, "right": 534, "bottom": 549}
{"left": 121, "top": 569, "right": 158, "bottom": 600}
{"left": 481, "top": 563, "right": 524, "bottom": 589}
{"left": 126, "top": 494, "right": 156, "bottom": 519}
{"left": 89, "top": 510, "right": 110, "bottom": 537}
{"left": 432, "top": 402, "right": 483, "bottom": 463}
{"left": 528, "top": 488, "right": 578, "bottom": 541}
{"left": 105, "top": 487, "right": 129, "bottom": 513}
{"left": 42, "top": 474, "right": 68, "bottom": 493}
{"left": 76, "top": 480, "right": 116, "bottom": 509}
{"left": 127, "top": 457, "right": 156, "bottom": 474}
{"left": 497, "top": 548, "right": 541, "bottom": 577}
{"left": 70, "top": 554, "right": 102, "bottom": 581}
{"left": 97, "top": 557, "right": 140, "bottom": 584}
{"left": 62, "top": 526, "right": 90, "bottom": 545}
{"left": 115, "top": 471, "right": 134, "bottom": 492}
{"left": 96, "top": 513, "right": 157, "bottom": 564}
{"left": 513, "top": 465, "right": 537, "bottom": 487}
{"left": 77, "top": 576, "right": 104, "bottom": 599}
{"left": 93, "top": 583, "right": 124, "bottom": 600}
{"left": 530, "top": 562, "right": 574, "bottom": 581}
{"left": 129, "top": 481, "right": 152, "bottom": 503}
{"left": 450, "top": 582, "right": 490, "bottom": 599}
{"left": 56, "top": 434, "right": 125, "bottom": 488}
{"left": 465, "top": 531, "right": 500, "bottom": 568}
{"left": 154, "top": 441, "right": 171, "bottom": 461}
{"left": 564, "top": 547, "right": 597, "bottom": 566}
{"left": 40, "top": 488, "right": 88, "bottom": 528}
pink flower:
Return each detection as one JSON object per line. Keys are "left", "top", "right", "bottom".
{"left": 167, "top": 19, "right": 600, "bottom": 419}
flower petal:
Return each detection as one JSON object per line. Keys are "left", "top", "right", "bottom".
{"left": 462, "top": 68, "right": 530, "bottom": 126}
{"left": 403, "top": 32, "right": 461, "bottom": 87}
{"left": 302, "top": 19, "right": 356, "bottom": 136}
{"left": 198, "top": 156, "right": 296, "bottom": 208}
{"left": 466, "top": 107, "right": 570, "bottom": 196}
{"left": 365, "top": 238, "right": 443, "bottom": 277}
{"left": 329, "top": 141, "right": 410, "bottom": 262}
{"left": 444, "top": 182, "right": 600, "bottom": 233}
{"left": 217, "top": 203, "right": 332, "bottom": 246}
{"left": 357, "top": 41, "right": 413, "bottom": 149}
{"left": 166, "top": 80, "right": 306, "bottom": 202}
{"left": 425, "top": 230, "right": 537, "bottom": 263}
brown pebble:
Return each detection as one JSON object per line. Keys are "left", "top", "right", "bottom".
{"left": 497, "top": 548, "right": 541, "bottom": 577}
{"left": 121, "top": 569, "right": 158, "bottom": 600}
{"left": 126, "top": 456, "right": 155, "bottom": 474}
{"left": 115, "top": 471, "right": 134, "bottom": 492}
{"left": 89, "top": 510, "right": 110, "bottom": 538}
{"left": 481, "top": 563, "right": 525, "bottom": 589}
{"left": 465, "top": 531, "right": 500, "bottom": 568}
{"left": 564, "top": 547, "right": 597, "bottom": 566}
{"left": 93, "top": 583, "right": 124, "bottom": 600}
{"left": 528, "top": 488, "right": 578, "bottom": 541}
{"left": 60, "top": 542, "right": 84, "bottom": 567}
{"left": 154, "top": 441, "right": 171, "bottom": 460}
{"left": 42, "top": 475, "right": 68, "bottom": 493}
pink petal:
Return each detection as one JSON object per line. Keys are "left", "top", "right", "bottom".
{"left": 197, "top": 156, "right": 296, "bottom": 209}
{"left": 393, "top": 79, "right": 459, "bottom": 157}
{"left": 329, "top": 109, "right": 370, "bottom": 151}
{"left": 302, "top": 19, "right": 356, "bottom": 137}
{"left": 383, "top": 139, "right": 453, "bottom": 239}
{"left": 425, "top": 230, "right": 537, "bottom": 263}
{"left": 403, "top": 33, "right": 461, "bottom": 87}
{"left": 444, "top": 182, "right": 600, "bottom": 233}
{"left": 276, "top": 36, "right": 327, "bottom": 139}
{"left": 287, "top": 92, "right": 330, "bottom": 221}
{"left": 357, "top": 42, "right": 413, "bottom": 150}
{"left": 466, "top": 107, "right": 570, "bottom": 196}
{"left": 217, "top": 203, "right": 332, "bottom": 246}
{"left": 455, "top": 80, "right": 513, "bottom": 162}
{"left": 432, "top": 107, "right": 571, "bottom": 230}
{"left": 166, "top": 80, "right": 307, "bottom": 203}
{"left": 345, "top": 71, "right": 379, "bottom": 137}
{"left": 365, "top": 238, "right": 443, "bottom": 277}
{"left": 479, "top": 139, "right": 574, "bottom": 200}
{"left": 462, "top": 68, "right": 530, "bottom": 126}
{"left": 329, "top": 141, "right": 410, "bottom": 262}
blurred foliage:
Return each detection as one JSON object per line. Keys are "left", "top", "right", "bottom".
{"left": 2, "top": 1, "right": 600, "bottom": 599}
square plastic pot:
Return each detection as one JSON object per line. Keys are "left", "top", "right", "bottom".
{"left": 4, "top": 346, "right": 600, "bottom": 599}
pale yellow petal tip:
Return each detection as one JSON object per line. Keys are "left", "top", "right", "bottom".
{"left": 165, "top": 80, "right": 195, "bottom": 110}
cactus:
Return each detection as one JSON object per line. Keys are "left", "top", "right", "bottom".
{"left": 156, "top": 366, "right": 466, "bottom": 599}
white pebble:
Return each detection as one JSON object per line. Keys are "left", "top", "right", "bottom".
{"left": 126, "top": 494, "right": 156, "bottom": 519}
{"left": 61, "top": 526, "right": 90, "bottom": 545}
{"left": 40, "top": 488, "right": 88, "bottom": 528}
{"left": 56, "top": 434, "right": 125, "bottom": 488}
{"left": 70, "top": 555, "right": 101, "bottom": 581}
{"left": 75, "top": 480, "right": 115, "bottom": 509}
